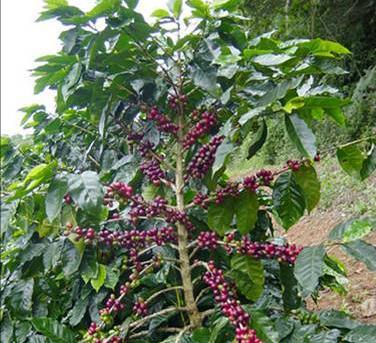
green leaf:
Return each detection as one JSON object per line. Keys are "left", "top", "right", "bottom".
{"left": 208, "top": 198, "right": 234, "bottom": 235}
{"left": 337, "top": 145, "right": 364, "bottom": 178}
{"left": 238, "top": 106, "right": 266, "bottom": 126}
{"left": 151, "top": 9, "right": 170, "bottom": 18}
{"left": 319, "top": 309, "right": 359, "bottom": 329}
{"left": 86, "top": 0, "right": 121, "bottom": 20}
{"left": 212, "top": 138, "right": 235, "bottom": 175}
{"left": 234, "top": 191, "right": 259, "bottom": 235}
{"left": 209, "top": 317, "right": 229, "bottom": 343}
{"left": 361, "top": 145, "right": 376, "bottom": 180}
{"left": 342, "top": 240, "right": 376, "bottom": 271}
{"left": 231, "top": 255, "right": 264, "bottom": 301}
{"left": 31, "top": 317, "right": 75, "bottom": 343}
{"left": 328, "top": 217, "right": 375, "bottom": 243}
{"left": 62, "top": 240, "right": 83, "bottom": 276}
{"left": 91, "top": 264, "right": 107, "bottom": 292}
{"left": 43, "top": 0, "right": 68, "bottom": 9}
{"left": 104, "top": 265, "right": 120, "bottom": 289}
{"left": 294, "top": 245, "right": 326, "bottom": 297}
{"left": 285, "top": 114, "right": 316, "bottom": 159}
{"left": 192, "top": 328, "right": 211, "bottom": 343}
{"left": 253, "top": 53, "right": 293, "bottom": 66}
{"left": 272, "top": 171, "right": 306, "bottom": 229}
{"left": 0, "top": 317, "right": 13, "bottom": 343}
{"left": 190, "top": 63, "right": 219, "bottom": 96}
{"left": 249, "top": 311, "right": 279, "bottom": 343}
{"left": 43, "top": 240, "right": 63, "bottom": 271}
{"left": 68, "top": 296, "right": 89, "bottom": 326}
{"left": 246, "top": 119, "right": 268, "bottom": 159}
{"left": 80, "top": 247, "right": 99, "bottom": 281}
{"left": 344, "top": 325, "right": 376, "bottom": 342}
{"left": 299, "top": 38, "right": 351, "bottom": 55}
{"left": 213, "top": 0, "right": 242, "bottom": 10}
{"left": 68, "top": 171, "right": 104, "bottom": 212}
{"left": 293, "top": 164, "right": 320, "bottom": 212}
{"left": 168, "top": 0, "right": 182, "bottom": 18}
{"left": 46, "top": 176, "right": 67, "bottom": 222}
{"left": 309, "top": 329, "right": 341, "bottom": 343}
{"left": 279, "top": 263, "right": 301, "bottom": 310}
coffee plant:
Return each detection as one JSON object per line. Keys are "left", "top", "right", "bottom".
{"left": 1, "top": 1, "right": 376, "bottom": 342}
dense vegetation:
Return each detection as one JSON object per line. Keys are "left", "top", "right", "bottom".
{"left": 1, "top": 1, "right": 375, "bottom": 342}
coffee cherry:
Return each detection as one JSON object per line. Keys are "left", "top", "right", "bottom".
{"left": 186, "top": 136, "right": 224, "bottom": 180}
{"left": 140, "top": 159, "right": 165, "bottom": 185}
{"left": 64, "top": 194, "right": 72, "bottom": 204}
{"left": 183, "top": 111, "right": 217, "bottom": 149}
{"left": 203, "top": 261, "right": 261, "bottom": 343}
{"left": 148, "top": 106, "right": 178, "bottom": 134}
{"left": 133, "top": 298, "right": 148, "bottom": 317}
{"left": 314, "top": 153, "right": 321, "bottom": 162}
{"left": 197, "top": 231, "right": 218, "bottom": 249}
{"left": 168, "top": 94, "right": 187, "bottom": 109}
{"left": 138, "top": 141, "right": 155, "bottom": 157}
{"left": 287, "top": 159, "right": 301, "bottom": 171}
{"left": 255, "top": 169, "right": 273, "bottom": 185}
{"left": 215, "top": 183, "right": 239, "bottom": 204}
{"left": 193, "top": 192, "right": 209, "bottom": 208}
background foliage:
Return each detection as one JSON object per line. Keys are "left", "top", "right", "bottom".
{"left": 1, "top": 0, "right": 375, "bottom": 342}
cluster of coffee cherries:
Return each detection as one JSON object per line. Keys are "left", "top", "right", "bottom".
{"left": 104, "top": 294, "right": 125, "bottom": 314}
{"left": 196, "top": 231, "right": 302, "bottom": 265}
{"left": 87, "top": 323, "right": 121, "bottom": 343}
{"left": 148, "top": 106, "right": 178, "bottom": 134}
{"left": 133, "top": 298, "right": 148, "bottom": 317}
{"left": 286, "top": 159, "right": 301, "bottom": 171}
{"left": 204, "top": 261, "right": 262, "bottom": 343}
{"left": 186, "top": 136, "right": 224, "bottom": 180}
{"left": 168, "top": 94, "right": 188, "bottom": 109}
{"left": 238, "top": 237, "right": 303, "bottom": 265}
{"left": 215, "top": 183, "right": 240, "bottom": 204}
{"left": 138, "top": 141, "right": 155, "bottom": 157}
{"left": 183, "top": 111, "right": 217, "bottom": 149}
{"left": 73, "top": 227, "right": 96, "bottom": 242}
{"left": 104, "top": 182, "right": 133, "bottom": 207}
{"left": 197, "top": 231, "right": 218, "bottom": 249}
{"left": 140, "top": 159, "right": 165, "bottom": 185}
{"left": 193, "top": 192, "right": 210, "bottom": 208}
{"left": 127, "top": 131, "right": 143, "bottom": 143}
{"left": 165, "top": 208, "right": 195, "bottom": 231}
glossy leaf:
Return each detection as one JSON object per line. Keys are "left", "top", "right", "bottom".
{"left": 31, "top": 317, "right": 75, "bottom": 343}
{"left": 272, "top": 171, "right": 306, "bottom": 229}
{"left": 68, "top": 171, "right": 104, "bottom": 212}
{"left": 342, "top": 240, "right": 376, "bottom": 271}
{"left": 246, "top": 119, "right": 268, "bottom": 159}
{"left": 285, "top": 114, "right": 317, "bottom": 158}
{"left": 294, "top": 245, "right": 326, "bottom": 297}
{"left": 344, "top": 325, "right": 376, "bottom": 342}
{"left": 234, "top": 191, "right": 259, "bottom": 235}
{"left": 231, "top": 255, "right": 264, "bottom": 301}
{"left": 249, "top": 311, "right": 279, "bottom": 343}
{"left": 45, "top": 176, "right": 67, "bottom": 222}
{"left": 91, "top": 264, "right": 107, "bottom": 292}
{"left": 293, "top": 164, "right": 320, "bottom": 212}
{"left": 208, "top": 198, "right": 234, "bottom": 235}
{"left": 337, "top": 145, "right": 364, "bottom": 178}
{"left": 361, "top": 144, "right": 376, "bottom": 180}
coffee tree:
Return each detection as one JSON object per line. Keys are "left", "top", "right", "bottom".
{"left": 1, "top": 0, "right": 376, "bottom": 342}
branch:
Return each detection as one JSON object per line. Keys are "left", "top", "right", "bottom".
{"left": 146, "top": 286, "right": 183, "bottom": 304}
{"left": 130, "top": 307, "right": 187, "bottom": 331}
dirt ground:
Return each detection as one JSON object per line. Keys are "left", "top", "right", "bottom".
{"left": 283, "top": 173, "right": 376, "bottom": 324}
